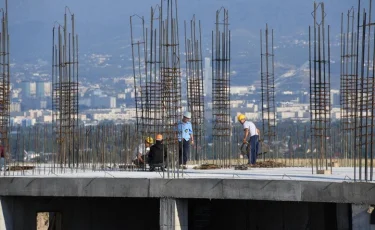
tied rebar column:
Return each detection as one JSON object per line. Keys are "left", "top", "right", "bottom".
{"left": 309, "top": 2, "right": 332, "bottom": 174}
{"left": 52, "top": 7, "right": 79, "bottom": 171}
{"left": 130, "top": 14, "right": 145, "bottom": 138}
{"left": 260, "top": 24, "right": 276, "bottom": 161}
{"left": 160, "top": 0, "right": 182, "bottom": 177}
{"left": 130, "top": 14, "right": 148, "bottom": 171}
{"left": 212, "top": 7, "right": 231, "bottom": 168}
{"left": 353, "top": 0, "right": 375, "bottom": 181}
{"left": 340, "top": 7, "right": 357, "bottom": 168}
{"left": 145, "top": 5, "right": 163, "bottom": 142}
{"left": 0, "top": 0, "right": 9, "bottom": 176}
{"left": 184, "top": 15, "right": 206, "bottom": 165}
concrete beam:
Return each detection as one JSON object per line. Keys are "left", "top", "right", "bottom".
{"left": 0, "top": 177, "right": 374, "bottom": 204}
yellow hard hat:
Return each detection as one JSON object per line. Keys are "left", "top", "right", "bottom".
{"left": 145, "top": 137, "right": 154, "bottom": 144}
{"left": 237, "top": 114, "right": 246, "bottom": 122}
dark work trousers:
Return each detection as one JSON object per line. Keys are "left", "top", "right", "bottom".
{"left": 179, "top": 139, "right": 190, "bottom": 165}
{"left": 248, "top": 135, "right": 259, "bottom": 164}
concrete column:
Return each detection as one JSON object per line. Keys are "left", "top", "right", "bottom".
{"left": 352, "top": 204, "right": 375, "bottom": 230}
{"left": 160, "top": 198, "right": 188, "bottom": 230}
{"left": 0, "top": 197, "right": 13, "bottom": 230}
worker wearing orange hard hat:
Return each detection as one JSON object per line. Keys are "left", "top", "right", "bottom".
{"left": 148, "top": 134, "right": 167, "bottom": 171}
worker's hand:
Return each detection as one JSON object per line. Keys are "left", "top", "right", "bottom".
{"left": 243, "top": 139, "right": 247, "bottom": 144}
{"left": 191, "top": 140, "right": 194, "bottom": 145}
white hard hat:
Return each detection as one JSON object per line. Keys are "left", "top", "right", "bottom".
{"left": 183, "top": 111, "right": 191, "bottom": 119}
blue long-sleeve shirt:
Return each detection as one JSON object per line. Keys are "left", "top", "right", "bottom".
{"left": 177, "top": 120, "right": 193, "bottom": 141}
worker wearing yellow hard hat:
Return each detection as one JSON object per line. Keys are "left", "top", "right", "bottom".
{"left": 133, "top": 136, "right": 154, "bottom": 167}
{"left": 145, "top": 136, "right": 154, "bottom": 144}
{"left": 238, "top": 113, "right": 259, "bottom": 166}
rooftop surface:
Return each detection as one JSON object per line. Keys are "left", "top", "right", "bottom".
{"left": 2, "top": 166, "right": 369, "bottom": 182}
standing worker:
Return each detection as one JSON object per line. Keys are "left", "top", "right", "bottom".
{"left": 237, "top": 114, "right": 259, "bottom": 165}
{"left": 178, "top": 111, "right": 194, "bottom": 168}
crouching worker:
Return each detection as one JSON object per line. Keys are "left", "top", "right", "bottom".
{"left": 133, "top": 137, "right": 153, "bottom": 167}
{"left": 148, "top": 134, "right": 167, "bottom": 171}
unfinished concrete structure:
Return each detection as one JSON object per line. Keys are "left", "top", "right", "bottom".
{"left": 0, "top": 167, "right": 373, "bottom": 229}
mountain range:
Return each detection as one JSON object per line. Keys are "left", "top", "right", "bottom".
{"left": 7, "top": 0, "right": 356, "bottom": 89}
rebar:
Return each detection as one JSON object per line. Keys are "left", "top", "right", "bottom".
{"left": 131, "top": 1, "right": 182, "bottom": 178}
{"left": 184, "top": 15, "right": 206, "bottom": 164}
{"left": 160, "top": 0, "right": 182, "bottom": 177}
{"left": 309, "top": 2, "right": 332, "bottom": 174}
{"left": 260, "top": 24, "right": 276, "bottom": 161}
{"left": 52, "top": 7, "right": 79, "bottom": 169}
{"left": 352, "top": 0, "right": 375, "bottom": 181}
{"left": 0, "top": 0, "right": 9, "bottom": 176}
{"left": 212, "top": 7, "right": 231, "bottom": 168}
{"left": 340, "top": 7, "right": 356, "bottom": 168}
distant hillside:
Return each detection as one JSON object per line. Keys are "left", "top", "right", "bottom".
{"left": 7, "top": 0, "right": 352, "bottom": 89}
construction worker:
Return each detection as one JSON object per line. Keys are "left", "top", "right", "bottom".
{"left": 238, "top": 114, "right": 259, "bottom": 165}
{"left": 133, "top": 137, "right": 153, "bottom": 167}
{"left": 178, "top": 111, "right": 194, "bottom": 167}
{"left": 148, "top": 134, "right": 168, "bottom": 171}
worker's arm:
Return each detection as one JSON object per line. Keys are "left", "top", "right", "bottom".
{"left": 189, "top": 123, "right": 194, "bottom": 145}
{"left": 243, "top": 129, "right": 249, "bottom": 143}
{"left": 137, "top": 153, "right": 144, "bottom": 163}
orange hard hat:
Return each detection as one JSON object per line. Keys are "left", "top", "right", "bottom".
{"left": 156, "top": 134, "right": 163, "bottom": 141}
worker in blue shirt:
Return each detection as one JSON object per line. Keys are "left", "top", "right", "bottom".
{"left": 178, "top": 111, "right": 194, "bottom": 167}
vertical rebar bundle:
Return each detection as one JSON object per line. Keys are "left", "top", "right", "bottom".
{"left": 212, "top": 7, "right": 231, "bottom": 167}
{"left": 260, "top": 24, "right": 276, "bottom": 160}
{"left": 0, "top": 0, "right": 9, "bottom": 174}
{"left": 130, "top": 14, "right": 146, "bottom": 137}
{"left": 160, "top": 0, "right": 182, "bottom": 176}
{"left": 52, "top": 7, "right": 79, "bottom": 168}
{"left": 340, "top": 7, "right": 356, "bottom": 167}
{"left": 145, "top": 6, "right": 163, "bottom": 140}
{"left": 309, "top": 2, "right": 332, "bottom": 173}
{"left": 353, "top": 0, "right": 375, "bottom": 181}
{"left": 131, "top": 1, "right": 182, "bottom": 177}
{"left": 184, "top": 15, "right": 205, "bottom": 164}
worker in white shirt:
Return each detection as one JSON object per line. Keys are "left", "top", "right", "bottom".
{"left": 237, "top": 114, "right": 259, "bottom": 165}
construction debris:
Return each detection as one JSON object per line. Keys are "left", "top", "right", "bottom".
{"left": 250, "top": 161, "right": 285, "bottom": 168}
{"left": 7, "top": 166, "right": 35, "bottom": 171}
{"left": 194, "top": 164, "right": 221, "bottom": 170}
{"left": 234, "top": 165, "right": 248, "bottom": 170}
